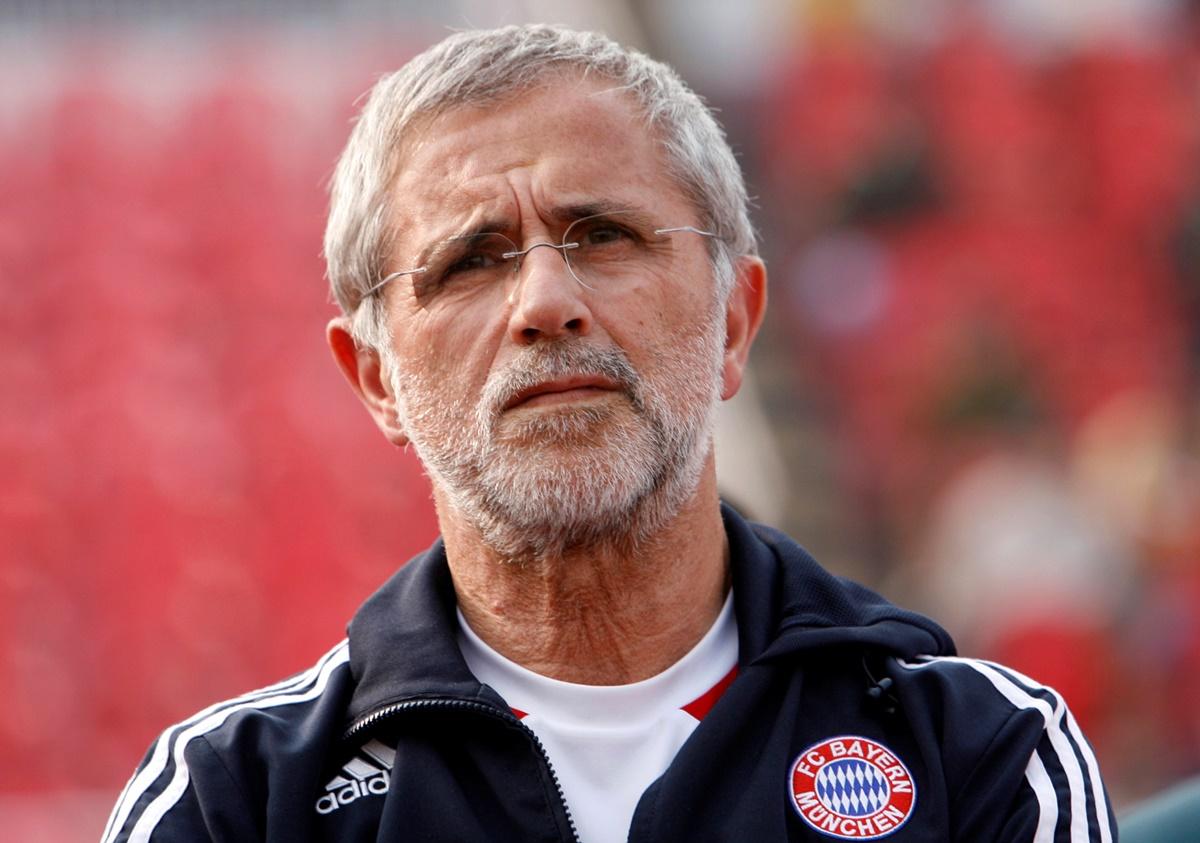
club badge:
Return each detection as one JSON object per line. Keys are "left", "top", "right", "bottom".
{"left": 788, "top": 735, "right": 916, "bottom": 839}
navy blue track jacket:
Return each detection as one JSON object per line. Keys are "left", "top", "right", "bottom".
{"left": 104, "top": 506, "right": 1117, "bottom": 841}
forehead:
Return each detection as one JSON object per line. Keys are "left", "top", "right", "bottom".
{"left": 390, "top": 76, "right": 694, "bottom": 239}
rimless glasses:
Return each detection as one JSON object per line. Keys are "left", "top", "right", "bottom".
{"left": 364, "top": 210, "right": 721, "bottom": 299}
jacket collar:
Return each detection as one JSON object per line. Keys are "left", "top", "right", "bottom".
{"left": 723, "top": 504, "right": 955, "bottom": 664}
{"left": 345, "top": 505, "right": 955, "bottom": 726}
{"left": 344, "top": 539, "right": 496, "bottom": 725}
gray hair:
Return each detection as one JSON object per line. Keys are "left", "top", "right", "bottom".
{"left": 324, "top": 23, "right": 757, "bottom": 349}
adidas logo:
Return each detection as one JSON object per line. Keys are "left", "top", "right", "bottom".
{"left": 314, "top": 738, "right": 395, "bottom": 815}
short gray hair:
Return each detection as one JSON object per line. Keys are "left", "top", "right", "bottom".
{"left": 324, "top": 23, "right": 757, "bottom": 349}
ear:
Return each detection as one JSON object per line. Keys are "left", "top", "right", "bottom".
{"left": 719, "top": 255, "right": 767, "bottom": 401}
{"left": 326, "top": 317, "right": 410, "bottom": 447}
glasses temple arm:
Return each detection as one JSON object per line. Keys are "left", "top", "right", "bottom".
{"left": 655, "top": 225, "right": 718, "bottom": 238}
{"left": 364, "top": 266, "right": 428, "bottom": 297}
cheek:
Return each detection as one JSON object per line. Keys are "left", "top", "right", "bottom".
{"left": 623, "top": 262, "right": 715, "bottom": 335}
{"left": 621, "top": 265, "right": 682, "bottom": 322}
{"left": 392, "top": 306, "right": 503, "bottom": 395}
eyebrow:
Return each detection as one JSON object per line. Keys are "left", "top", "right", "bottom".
{"left": 547, "top": 199, "right": 646, "bottom": 222}
{"left": 443, "top": 217, "right": 512, "bottom": 243}
{"left": 413, "top": 214, "right": 511, "bottom": 264}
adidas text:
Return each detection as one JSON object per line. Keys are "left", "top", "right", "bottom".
{"left": 316, "top": 770, "right": 390, "bottom": 814}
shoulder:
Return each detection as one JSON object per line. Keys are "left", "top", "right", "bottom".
{"left": 893, "top": 655, "right": 1116, "bottom": 841}
{"left": 102, "top": 640, "right": 352, "bottom": 843}
{"left": 894, "top": 654, "right": 1093, "bottom": 749}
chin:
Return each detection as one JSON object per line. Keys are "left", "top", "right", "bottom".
{"left": 465, "top": 433, "right": 710, "bottom": 561}
{"left": 493, "top": 401, "right": 628, "bottom": 447}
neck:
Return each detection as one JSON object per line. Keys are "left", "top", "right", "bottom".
{"left": 439, "top": 465, "right": 730, "bottom": 685}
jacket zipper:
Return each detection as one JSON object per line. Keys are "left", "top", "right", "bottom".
{"left": 345, "top": 698, "right": 581, "bottom": 843}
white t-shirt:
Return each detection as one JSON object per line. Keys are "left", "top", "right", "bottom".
{"left": 456, "top": 594, "right": 739, "bottom": 843}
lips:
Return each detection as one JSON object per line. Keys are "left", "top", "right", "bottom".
{"left": 502, "top": 375, "right": 623, "bottom": 411}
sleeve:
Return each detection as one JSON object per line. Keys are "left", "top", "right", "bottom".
{"left": 937, "top": 658, "right": 1118, "bottom": 842}
{"left": 101, "top": 728, "right": 258, "bottom": 843}
{"left": 102, "top": 641, "right": 351, "bottom": 841}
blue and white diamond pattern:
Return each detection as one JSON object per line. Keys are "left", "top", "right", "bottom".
{"left": 814, "top": 759, "right": 890, "bottom": 817}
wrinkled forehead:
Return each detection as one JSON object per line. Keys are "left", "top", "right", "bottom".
{"left": 387, "top": 77, "right": 693, "bottom": 245}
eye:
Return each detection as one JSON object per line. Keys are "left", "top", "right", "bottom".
{"left": 569, "top": 214, "right": 644, "bottom": 249}
{"left": 581, "top": 221, "right": 630, "bottom": 245}
{"left": 445, "top": 250, "right": 501, "bottom": 275}
{"left": 427, "top": 233, "right": 516, "bottom": 288}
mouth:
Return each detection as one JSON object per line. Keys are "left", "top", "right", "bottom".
{"left": 502, "top": 375, "right": 624, "bottom": 411}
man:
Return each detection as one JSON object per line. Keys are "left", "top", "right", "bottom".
{"left": 105, "top": 24, "right": 1116, "bottom": 842}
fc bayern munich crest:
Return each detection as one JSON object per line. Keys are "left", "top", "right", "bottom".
{"left": 788, "top": 735, "right": 916, "bottom": 839}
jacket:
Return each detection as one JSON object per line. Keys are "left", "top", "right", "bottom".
{"left": 104, "top": 505, "right": 1117, "bottom": 841}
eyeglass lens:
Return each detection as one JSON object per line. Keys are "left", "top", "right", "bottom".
{"left": 418, "top": 211, "right": 672, "bottom": 293}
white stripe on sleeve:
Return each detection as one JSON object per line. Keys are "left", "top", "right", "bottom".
{"left": 1064, "top": 706, "right": 1112, "bottom": 838}
{"left": 981, "top": 661, "right": 1112, "bottom": 843}
{"left": 1025, "top": 748, "right": 1058, "bottom": 843}
{"left": 103, "top": 640, "right": 349, "bottom": 843}
{"left": 900, "top": 656, "right": 1108, "bottom": 843}
{"left": 126, "top": 642, "right": 350, "bottom": 843}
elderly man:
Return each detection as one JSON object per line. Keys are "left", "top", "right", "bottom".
{"left": 106, "top": 24, "right": 1115, "bottom": 843}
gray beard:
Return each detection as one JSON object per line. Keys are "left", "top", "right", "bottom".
{"left": 388, "top": 329, "right": 724, "bottom": 562}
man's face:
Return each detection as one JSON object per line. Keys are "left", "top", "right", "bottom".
{"left": 376, "top": 77, "right": 729, "bottom": 556}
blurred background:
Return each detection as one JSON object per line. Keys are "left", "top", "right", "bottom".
{"left": 4, "top": 0, "right": 1200, "bottom": 837}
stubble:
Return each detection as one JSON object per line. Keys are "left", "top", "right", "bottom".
{"left": 387, "top": 325, "right": 724, "bottom": 561}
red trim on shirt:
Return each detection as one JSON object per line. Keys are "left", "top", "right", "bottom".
{"left": 681, "top": 666, "right": 738, "bottom": 721}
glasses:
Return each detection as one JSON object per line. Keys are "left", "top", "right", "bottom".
{"left": 364, "top": 210, "right": 720, "bottom": 299}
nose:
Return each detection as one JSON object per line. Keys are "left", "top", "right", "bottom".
{"left": 506, "top": 243, "right": 593, "bottom": 345}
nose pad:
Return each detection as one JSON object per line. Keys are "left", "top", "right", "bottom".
{"left": 505, "top": 241, "right": 580, "bottom": 304}
{"left": 505, "top": 242, "right": 593, "bottom": 342}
